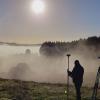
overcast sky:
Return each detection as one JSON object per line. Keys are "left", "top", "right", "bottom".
{"left": 0, "top": 0, "right": 100, "bottom": 44}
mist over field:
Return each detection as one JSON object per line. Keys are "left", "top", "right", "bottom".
{"left": 0, "top": 39, "right": 100, "bottom": 87}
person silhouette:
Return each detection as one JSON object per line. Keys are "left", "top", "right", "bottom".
{"left": 67, "top": 60, "right": 84, "bottom": 100}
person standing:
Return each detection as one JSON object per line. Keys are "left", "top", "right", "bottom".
{"left": 67, "top": 60, "right": 84, "bottom": 100}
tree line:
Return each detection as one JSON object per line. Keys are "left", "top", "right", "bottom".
{"left": 40, "top": 36, "right": 100, "bottom": 57}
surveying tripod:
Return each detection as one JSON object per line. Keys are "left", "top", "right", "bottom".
{"left": 92, "top": 67, "right": 100, "bottom": 100}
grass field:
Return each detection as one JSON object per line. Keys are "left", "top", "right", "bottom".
{"left": 0, "top": 78, "right": 99, "bottom": 100}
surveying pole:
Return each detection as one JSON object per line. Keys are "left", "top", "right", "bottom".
{"left": 66, "top": 54, "right": 71, "bottom": 100}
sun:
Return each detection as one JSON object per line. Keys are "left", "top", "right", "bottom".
{"left": 31, "top": 0, "right": 45, "bottom": 14}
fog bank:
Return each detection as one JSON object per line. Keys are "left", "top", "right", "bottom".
{"left": 0, "top": 52, "right": 99, "bottom": 87}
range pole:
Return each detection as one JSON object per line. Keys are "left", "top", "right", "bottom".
{"left": 66, "top": 54, "right": 71, "bottom": 100}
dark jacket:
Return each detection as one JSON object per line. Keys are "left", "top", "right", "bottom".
{"left": 68, "top": 65, "right": 84, "bottom": 83}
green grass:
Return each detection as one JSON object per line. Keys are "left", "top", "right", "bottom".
{"left": 0, "top": 78, "right": 99, "bottom": 100}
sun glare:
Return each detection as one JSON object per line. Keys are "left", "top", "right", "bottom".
{"left": 31, "top": 0, "right": 45, "bottom": 14}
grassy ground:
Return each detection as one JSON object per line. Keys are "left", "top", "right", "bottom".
{"left": 0, "top": 78, "right": 99, "bottom": 100}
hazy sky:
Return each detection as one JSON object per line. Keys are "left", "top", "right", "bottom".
{"left": 0, "top": 0, "right": 100, "bottom": 44}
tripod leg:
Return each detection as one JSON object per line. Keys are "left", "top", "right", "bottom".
{"left": 92, "top": 67, "right": 100, "bottom": 100}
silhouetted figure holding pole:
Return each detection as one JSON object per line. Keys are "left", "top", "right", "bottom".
{"left": 67, "top": 60, "right": 84, "bottom": 100}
